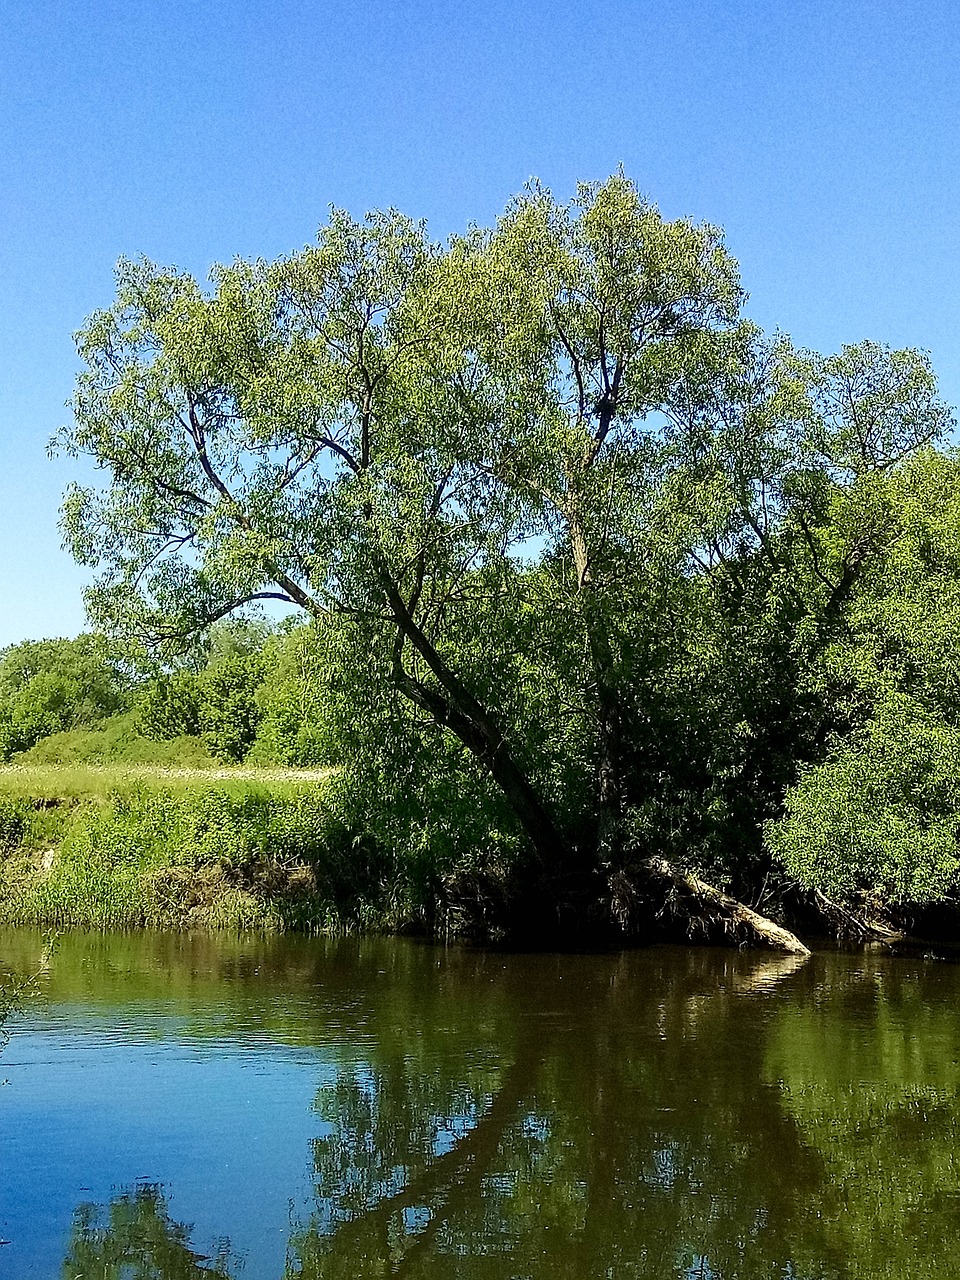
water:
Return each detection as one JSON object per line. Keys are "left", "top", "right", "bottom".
{"left": 1, "top": 929, "right": 958, "bottom": 1278}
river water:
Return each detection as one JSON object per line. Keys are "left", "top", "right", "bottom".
{"left": 0, "top": 929, "right": 957, "bottom": 1279}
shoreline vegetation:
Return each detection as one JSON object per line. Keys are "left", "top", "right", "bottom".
{"left": 0, "top": 759, "right": 941, "bottom": 955}
{"left": 5, "top": 176, "right": 960, "bottom": 953}
{"left": 0, "top": 764, "right": 391, "bottom": 937}
{"left": 0, "top": 752, "right": 957, "bottom": 954}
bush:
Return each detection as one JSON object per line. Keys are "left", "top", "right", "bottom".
{"left": 0, "top": 798, "right": 29, "bottom": 852}
{"left": 197, "top": 655, "right": 264, "bottom": 762}
{"left": 137, "top": 656, "right": 266, "bottom": 763}
{"left": 767, "top": 694, "right": 960, "bottom": 905}
{"left": 136, "top": 672, "right": 203, "bottom": 741}
{"left": 250, "top": 625, "right": 337, "bottom": 767}
{"left": 16, "top": 712, "right": 218, "bottom": 767}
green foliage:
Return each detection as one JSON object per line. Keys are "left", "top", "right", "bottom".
{"left": 196, "top": 652, "right": 264, "bottom": 761}
{"left": 136, "top": 654, "right": 262, "bottom": 764}
{"left": 136, "top": 671, "right": 203, "bottom": 740}
{"left": 0, "top": 796, "right": 31, "bottom": 857}
{"left": 764, "top": 451, "right": 960, "bottom": 907}
{"left": 16, "top": 711, "right": 218, "bottom": 767}
{"left": 768, "top": 695, "right": 960, "bottom": 904}
{"left": 249, "top": 625, "right": 338, "bottom": 767}
{"left": 0, "top": 634, "right": 130, "bottom": 759}
{"left": 0, "top": 773, "right": 393, "bottom": 934}
{"left": 50, "top": 172, "right": 960, "bottom": 932}
{"left": 137, "top": 635, "right": 319, "bottom": 765}
{"left": 0, "top": 963, "right": 32, "bottom": 1055}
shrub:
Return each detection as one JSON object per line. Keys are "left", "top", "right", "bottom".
{"left": 767, "top": 694, "right": 960, "bottom": 904}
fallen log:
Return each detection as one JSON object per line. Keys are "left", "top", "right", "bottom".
{"left": 811, "top": 888, "right": 904, "bottom": 942}
{"left": 610, "top": 857, "right": 811, "bottom": 955}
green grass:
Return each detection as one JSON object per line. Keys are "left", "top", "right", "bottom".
{"left": 12, "top": 712, "right": 220, "bottom": 767}
{"left": 0, "top": 763, "right": 396, "bottom": 936}
{"left": 0, "top": 762, "right": 331, "bottom": 806}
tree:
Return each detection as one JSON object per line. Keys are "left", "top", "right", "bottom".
{"left": 57, "top": 175, "right": 953, "bottom": 942}
{"left": 250, "top": 623, "right": 338, "bottom": 766}
{"left": 196, "top": 650, "right": 265, "bottom": 762}
{"left": 768, "top": 450, "right": 960, "bottom": 913}
{"left": 136, "top": 617, "right": 273, "bottom": 761}
{"left": 136, "top": 669, "right": 203, "bottom": 741}
{"left": 0, "top": 634, "right": 130, "bottom": 759}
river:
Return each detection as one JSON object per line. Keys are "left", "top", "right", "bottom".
{"left": 0, "top": 928, "right": 957, "bottom": 1278}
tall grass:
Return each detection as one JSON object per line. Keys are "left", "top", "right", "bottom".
{"left": 0, "top": 774, "right": 400, "bottom": 935}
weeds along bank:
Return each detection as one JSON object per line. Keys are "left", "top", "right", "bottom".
{"left": 0, "top": 768, "right": 399, "bottom": 934}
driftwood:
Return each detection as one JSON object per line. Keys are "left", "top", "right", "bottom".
{"left": 811, "top": 888, "right": 904, "bottom": 942}
{"left": 610, "top": 858, "right": 811, "bottom": 955}
{"left": 810, "top": 889, "right": 960, "bottom": 958}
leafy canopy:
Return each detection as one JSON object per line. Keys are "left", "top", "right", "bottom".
{"left": 57, "top": 173, "right": 960, "bottom": 923}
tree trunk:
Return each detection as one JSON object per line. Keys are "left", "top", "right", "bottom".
{"left": 391, "top": 664, "right": 569, "bottom": 870}
{"left": 612, "top": 857, "right": 811, "bottom": 955}
{"left": 382, "top": 571, "right": 570, "bottom": 869}
{"left": 380, "top": 552, "right": 811, "bottom": 954}
{"left": 568, "top": 514, "right": 624, "bottom": 865}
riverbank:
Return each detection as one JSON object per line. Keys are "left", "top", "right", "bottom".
{"left": 3, "top": 766, "right": 947, "bottom": 954}
{"left": 0, "top": 765, "right": 399, "bottom": 934}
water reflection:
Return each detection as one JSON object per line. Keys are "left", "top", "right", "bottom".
{"left": 1, "top": 931, "right": 958, "bottom": 1278}
{"left": 291, "top": 947, "right": 830, "bottom": 1279}
{"left": 64, "top": 1184, "right": 235, "bottom": 1279}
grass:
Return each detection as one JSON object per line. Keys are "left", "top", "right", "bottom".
{"left": 0, "top": 761, "right": 397, "bottom": 936}
{"left": 13, "top": 712, "right": 221, "bottom": 768}
{"left": 0, "top": 715, "right": 332, "bottom": 807}
{"left": 0, "top": 762, "right": 332, "bottom": 805}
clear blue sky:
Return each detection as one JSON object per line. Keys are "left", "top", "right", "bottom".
{"left": 2, "top": 0, "right": 958, "bottom": 647}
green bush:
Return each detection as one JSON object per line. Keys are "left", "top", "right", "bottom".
{"left": 197, "top": 655, "right": 264, "bottom": 762}
{"left": 16, "top": 712, "right": 218, "bottom": 767}
{"left": 136, "top": 672, "right": 203, "bottom": 741}
{"left": 250, "top": 625, "right": 337, "bottom": 767}
{"left": 767, "top": 694, "right": 960, "bottom": 904}
{"left": 137, "top": 656, "right": 266, "bottom": 763}
{"left": 0, "top": 635, "right": 130, "bottom": 759}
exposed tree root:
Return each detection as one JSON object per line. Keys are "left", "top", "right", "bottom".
{"left": 610, "top": 858, "right": 811, "bottom": 955}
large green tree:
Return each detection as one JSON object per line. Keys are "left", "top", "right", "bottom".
{"left": 0, "top": 633, "right": 130, "bottom": 759}
{"left": 58, "top": 175, "right": 953, "bottom": 941}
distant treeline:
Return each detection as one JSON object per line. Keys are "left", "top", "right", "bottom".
{"left": 0, "top": 619, "right": 333, "bottom": 768}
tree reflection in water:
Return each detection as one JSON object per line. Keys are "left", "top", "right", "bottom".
{"left": 289, "top": 949, "right": 837, "bottom": 1280}
{"left": 63, "top": 1183, "right": 235, "bottom": 1280}
{"left": 43, "top": 937, "right": 960, "bottom": 1280}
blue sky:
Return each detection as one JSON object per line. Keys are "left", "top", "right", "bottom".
{"left": 1, "top": 0, "right": 958, "bottom": 646}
